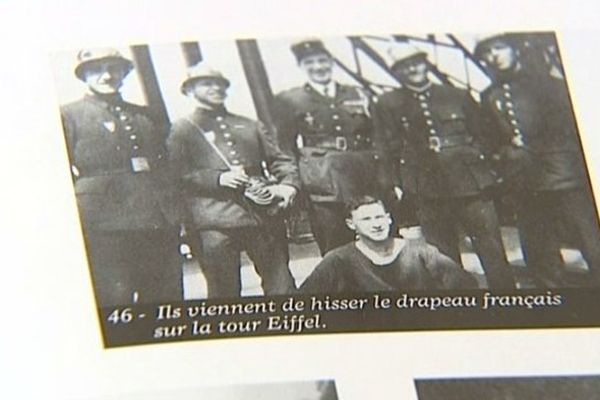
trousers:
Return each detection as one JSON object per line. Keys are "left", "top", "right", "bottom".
{"left": 192, "top": 224, "right": 296, "bottom": 298}
{"left": 417, "top": 195, "right": 515, "bottom": 289}
{"left": 516, "top": 187, "right": 600, "bottom": 284}
{"left": 85, "top": 229, "right": 183, "bottom": 308}
{"left": 308, "top": 202, "right": 356, "bottom": 255}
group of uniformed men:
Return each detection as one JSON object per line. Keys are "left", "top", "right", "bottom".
{"left": 60, "top": 34, "right": 600, "bottom": 307}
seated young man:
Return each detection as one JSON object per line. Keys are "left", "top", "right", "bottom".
{"left": 300, "top": 196, "right": 478, "bottom": 293}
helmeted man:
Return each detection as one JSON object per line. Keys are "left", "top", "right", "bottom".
{"left": 371, "top": 45, "right": 515, "bottom": 289}
{"left": 167, "top": 64, "right": 300, "bottom": 298}
{"left": 273, "top": 39, "right": 381, "bottom": 254}
{"left": 300, "top": 195, "right": 477, "bottom": 294}
{"left": 475, "top": 33, "right": 600, "bottom": 286}
{"left": 60, "top": 48, "right": 182, "bottom": 307}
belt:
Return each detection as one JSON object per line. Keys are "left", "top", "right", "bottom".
{"left": 428, "top": 134, "right": 473, "bottom": 152}
{"left": 302, "top": 135, "right": 370, "bottom": 151}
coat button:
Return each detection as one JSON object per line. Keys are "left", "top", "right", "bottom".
{"left": 219, "top": 124, "right": 227, "bottom": 129}
{"left": 502, "top": 83, "right": 511, "bottom": 90}
{"left": 114, "top": 106, "right": 122, "bottom": 112}
{"left": 426, "top": 119, "right": 433, "bottom": 126}
{"left": 119, "top": 114, "right": 128, "bottom": 121}
{"left": 223, "top": 132, "right": 231, "bottom": 138}
{"left": 332, "top": 114, "right": 339, "bottom": 120}
{"left": 133, "top": 145, "right": 139, "bottom": 150}
{"left": 129, "top": 134, "right": 137, "bottom": 140}
{"left": 226, "top": 141, "right": 234, "bottom": 146}
{"left": 423, "top": 110, "right": 431, "bottom": 116}
{"left": 505, "top": 101, "right": 514, "bottom": 109}
{"left": 124, "top": 125, "right": 133, "bottom": 131}
{"left": 429, "top": 129, "right": 437, "bottom": 134}
{"left": 420, "top": 102, "right": 429, "bottom": 109}
{"left": 216, "top": 116, "right": 224, "bottom": 122}
{"left": 335, "top": 126, "right": 341, "bottom": 131}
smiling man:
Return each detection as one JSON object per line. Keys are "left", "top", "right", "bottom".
{"left": 60, "top": 48, "right": 182, "bottom": 307}
{"left": 299, "top": 196, "right": 476, "bottom": 294}
{"left": 167, "top": 63, "right": 300, "bottom": 298}
{"left": 371, "top": 45, "right": 516, "bottom": 290}
{"left": 273, "top": 39, "right": 382, "bottom": 255}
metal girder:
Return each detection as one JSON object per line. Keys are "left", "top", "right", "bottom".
{"left": 236, "top": 39, "right": 279, "bottom": 135}
{"left": 445, "top": 34, "right": 489, "bottom": 76}
{"left": 130, "top": 45, "right": 170, "bottom": 131}
{"left": 180, "top": 42, "right": 203, "bottom": 66}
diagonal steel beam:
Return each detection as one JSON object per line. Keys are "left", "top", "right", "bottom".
{"left": 446, "top": 34, "right": 489, "bottom": 76}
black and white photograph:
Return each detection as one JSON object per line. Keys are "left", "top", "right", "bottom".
{"left": 51, "top": 32, "right": 600, "bottom": 345}
{"left": 415, "top": 375, "right": 600, "bottom": 400}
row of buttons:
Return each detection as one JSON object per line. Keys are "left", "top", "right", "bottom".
{"left": 215, "top": 115, "right": 242, "bottom": 166}
{"left": 111, "top": 105, "right": 141, "bottom": 152}
{"left": 500, "top": 83, "right": 524, "bottom": 146}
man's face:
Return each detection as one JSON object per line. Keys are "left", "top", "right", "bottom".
{"left": 299, "top": 53, "right": 334, "bottom": 85}
{"left": 395, "top": 57, "right": 429, "bottom": 86}
{"left": 480, "top": 40, "right": 518, "bottom": 71}
{"left": 347, "top": 202, "right": 392, "bottom": 243}
{"left": 187, "top": 78, "right": 228, "bottom": 106}
{"left": 82, "top": 61, "right": 129, "bottom": 95}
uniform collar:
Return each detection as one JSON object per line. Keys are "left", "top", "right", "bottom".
{"left": 84, "top": 92, "right": 125, "bottom": 108}
{"left": 193, "top": 103, "right": 228, "bottom": 118}
{"left": 403, "top": 80, "right": 433, "bottom": 94}
{"left": 306, "top": 80, "right": 337, "bottom": 98}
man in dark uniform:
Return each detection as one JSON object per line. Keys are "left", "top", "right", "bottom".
{"left": 475, "top": 33, "right": 600, "bottom": 286}
{"left": 60, "top": 48, "right": 182, "bottom": 307}
{"left": 167, "top": 64, "right": 299, "bottom": 298}
{"left": 273, "top": 39, "right": 381, "bottom": 254}
{"left": 371, "top": 45, "right": 515, "bottom": 289}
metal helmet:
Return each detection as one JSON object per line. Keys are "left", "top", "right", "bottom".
{"left": 388, "top": 44, "right": 427, "bottom": 70}
{"left": 180, "top": 63, "right": 231, "bottom": 94}
{"left": 74, "top": 48, "right": 134, "bottom": 80}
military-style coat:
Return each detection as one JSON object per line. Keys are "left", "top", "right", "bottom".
{"left": 480, "top": 70, "right": 586, "bottom": 191}
{"left": 372, "top": 84, "right": 497, "bottom": 199}
{"left": 273, "top": 83, "right": 381, "bottom": 202}
{"left": 167, "top": 107, "right": 300, "bottom": 229}
{"left": 61, "top": 94, "right": 174, "bottom": 232}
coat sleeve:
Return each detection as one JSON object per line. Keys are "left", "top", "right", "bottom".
{"left": 463, "top": 90, "right": 495, "bottom": 155}
{"left": 167, "top": 121, "right": 223, "bottom": 193}
{"left": 257, "top": 120, "right": 301, "bottom": 189}
{"left": 421, "top": 244, "right": 479, "bottom": 289}
{"left": 271, "top": 95, "right": 300, "bottom": 159}
{"left": 59, "top": 106, "right": 80, "bottom": 181}
{"left": 299, "top": 253, "right": 346, "bottom": 294}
